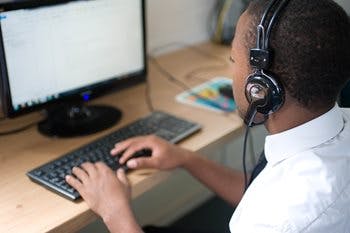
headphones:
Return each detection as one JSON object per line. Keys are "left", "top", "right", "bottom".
{"left": 244, "top": 0, "right": 290, "bottom": 127}
{"left": 242, "top": 0, "right": 290, "bottom": 191}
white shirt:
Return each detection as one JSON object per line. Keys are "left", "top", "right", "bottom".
{"left": 229, "top": 105, "right": 350, "bottom": 233}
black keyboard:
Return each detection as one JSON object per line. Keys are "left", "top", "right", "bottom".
{"left": 27, "top": 111, "right": 201, "bottom": 200}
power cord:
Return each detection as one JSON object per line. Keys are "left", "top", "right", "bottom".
{"left": 147, "top": 42, "right": 232, "bottom": 113}
{"left": 185, "top": 64, "right": 229, "bottom": 82}
{"left": 148, "top": 55, "right": 233, "bottom": 113}
{"left": 0, "top": 119, "right": 42, "bottom": 136}
{"left": 145, "top": 73, "right": 155, "bottom": 113}
{"left": 150, "top": 42, "right": 229, "bottom": 82}
{"left": 0, "top": 112, "right": 45, "bottom": 136}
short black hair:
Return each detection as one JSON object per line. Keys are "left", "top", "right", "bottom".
{"left": 245, "top": 0, "right": 350, "bottom": 110}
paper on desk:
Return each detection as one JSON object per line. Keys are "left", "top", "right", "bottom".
{"left": 175, "top": 77, "right": 236, "bottom": 112}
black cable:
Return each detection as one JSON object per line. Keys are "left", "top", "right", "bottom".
{"left": 148, "top": 42, "right": 234, "bottom": 112}
{"left": 242, "top": 124, "right": 250, "bottom": 191}
{"left": 148, "top": 55, "right": 192, "bottom": 91}
{"left": 152, "top": 43, "right": 230, "bottom": 84}
{"left": 243, "top": 103, "right": 259, "bottom": 191}
{"left": 150, "top": 42, "right": 228, "bottom": 66}
{"left": 145, "top": 74, "right": 155, "bottom": 113}
{"left": 184, "top": 44, "right": 230, "bottom": 82}
{"left": 181, "top": 44, "right": 229, "bottom": 82}
{"left": 148, "top": 55, "right": 233, "bottom": 112}
{"left": 185, "top": 44, "right": 228, "bottom": 65}
{"left": 184, "top": 64, "right": 228, "bottom": 82}
{"left": 0, "top": 119, "right": 42, "bottom": 136}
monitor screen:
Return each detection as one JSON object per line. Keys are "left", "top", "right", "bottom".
{"left": 0, "top": 0, "right": 146, "bottom": 116}
{"left": 0, "top": 0, "right": 146, "bottom": 136}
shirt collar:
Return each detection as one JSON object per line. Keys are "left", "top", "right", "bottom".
{"left": 264, "top": 104, "right": 344, "bottom": 166}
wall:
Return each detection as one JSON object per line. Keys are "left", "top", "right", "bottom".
{"left": 146, "top": 0, "right": 217, "bottom": 54}
{"left": 146, "top": 0, "right": 350, "bottom": 55}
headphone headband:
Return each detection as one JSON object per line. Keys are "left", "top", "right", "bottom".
{"left": 251, "top": 0, "right": 290, "bottom": 70}
{"left": 245, "top": 0, "right": 290, "bottom": 127}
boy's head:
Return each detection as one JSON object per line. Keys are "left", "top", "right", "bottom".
{"left": 231, "top": 0, "right": 350, "bottom": 120}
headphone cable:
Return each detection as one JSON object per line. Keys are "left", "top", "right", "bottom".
{"left": 242, "top": 124, "right": 250, "bottom": 191}
{"left": 242, "top": 104, "right": 258, "bottom": 191}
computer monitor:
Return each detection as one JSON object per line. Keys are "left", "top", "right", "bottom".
{"left": 0, "top": 0, "right": 147, "bottom": 137}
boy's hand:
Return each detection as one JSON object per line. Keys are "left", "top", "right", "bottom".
{"left": 65, "top": 162, "right": 131, "bottom": 221}
{"left": 110, "top": 135, "right": 193, "bottom": 170}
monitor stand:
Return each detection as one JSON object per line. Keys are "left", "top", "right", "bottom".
{"left": 38, "top": 104, "right": 122, "bottom": 137}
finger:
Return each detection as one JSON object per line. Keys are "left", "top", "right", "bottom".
{"left": 126, "top": 157, "right": 156, "bottom": 169}
{"left": 65, "top": 175, "right": 83, "bottom": 191}
{"left": 80, "top": 162, "right": 97, "bottom": 177}
{"left": 116, "top": 169, "right": 129, "bottom": 186}
{"left": 119, "top": 142, "right": 150, "bottom": 164}
{"left": 110, "top": 136, "right": 145, "bottom": 155}
{"left": 71, "top": 166, "right": 89, "bottom": 183}
{"left": 95, "top": 161, "right": 110, "bottom": 171}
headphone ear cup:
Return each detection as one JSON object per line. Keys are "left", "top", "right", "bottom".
{"left": 245, "top": 75, "right": 268, "bottom": 107}
{"left": 245, "top": 70, "right": 285, "bottom": 115}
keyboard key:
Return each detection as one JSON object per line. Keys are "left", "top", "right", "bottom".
{"left": 27, "top": 111, "right": 201, "bottom": 200}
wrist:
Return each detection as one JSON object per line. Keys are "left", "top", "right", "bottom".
{"left": 180, "top": 150, "right": 198, "bottom": 170}
{"left": 102, "top": 205, "right": 142, "bottom": 233}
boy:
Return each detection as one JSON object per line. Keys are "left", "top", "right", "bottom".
{"left": 66, "top": 0, "right": 350, "bottom": 232}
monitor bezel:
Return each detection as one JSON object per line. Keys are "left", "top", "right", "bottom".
{"left": 0, "top": 0, "right": 147, "bottom": 118}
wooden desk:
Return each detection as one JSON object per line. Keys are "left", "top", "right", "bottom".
{"left": 0, "top": 42, "right": 243, "bottom": 233}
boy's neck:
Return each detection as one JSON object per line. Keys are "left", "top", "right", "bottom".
{"left": 265, "top": 102, "right": 333, "bottom": 135}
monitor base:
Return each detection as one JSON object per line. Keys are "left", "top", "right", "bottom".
{"left": 38, "top": 104, "right": 122, "bottom": 137}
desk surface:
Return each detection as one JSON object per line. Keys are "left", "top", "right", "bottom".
{"left": 0, "top": 42, "right": 243, "bottom": 233}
